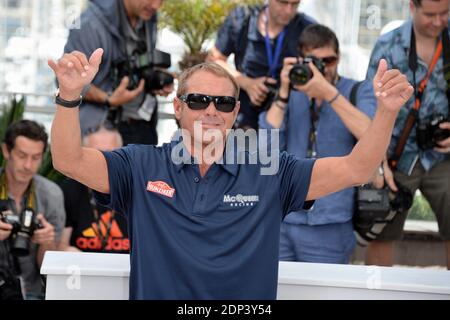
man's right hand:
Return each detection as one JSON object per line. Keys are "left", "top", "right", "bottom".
{"left": 241, "top": 76, "right": 277, "bottom": 107}
{"left": 0, "top": 220, "right": 13, "bottom": 241}
{"left": 382, "top": 161, "right": 398, "bottom": 192}
{"left": 48, "top": 48, "right": 104, "bottom": 101}
{"left": 108, "top": 76, "right": 145, "bottom": 107}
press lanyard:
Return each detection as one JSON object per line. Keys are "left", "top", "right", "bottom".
{"left": 306, "top": 99, "right": 319, "bottom": 158}
{"left": 264, "top": 7, "right": 286, "bottom": 79}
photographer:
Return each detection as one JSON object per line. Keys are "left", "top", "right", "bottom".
{"left": 64, "top": 0, "right": 173, "bottom": 145}
{"left": 366, "top": 0, "right": 450, "bottom": 269}
{"left": 260, "top": 24, "right": 377, "bottom": 264}
{"left": 207, "top": 0, "right": 315, "bottom": 130}
{"left": 0, "top": 120, "right": 65, "bottom": 300}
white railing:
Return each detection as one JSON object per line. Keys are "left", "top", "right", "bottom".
{"left": 41, "top": 251, "right": 450, "bottom": 300}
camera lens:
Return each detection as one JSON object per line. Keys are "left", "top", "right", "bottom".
{"left": 10, "top": 233, "right": 32, "bottom": 257}
{"left": 434, "top": 127, "right": 450, "bottom": 142}
{"left": 289, "top": 64, "right": 312, "bottom": 86}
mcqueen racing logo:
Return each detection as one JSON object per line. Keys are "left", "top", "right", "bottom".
{"left": 223, "top": 194, "right": 259, "bottom": 207}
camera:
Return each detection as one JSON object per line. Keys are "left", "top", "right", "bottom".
{"left": 259, "top": 81, "right": 279, "bottom": 111}
{"left": 416, "top": 114, "right": 450, "bottom": 150}
{"left": 353, "top": 181, "right": 413, "bottom": 246}
{"left": 0, "top": 208, "right": 42, "bottom": 257}
{"left": 289, "top": 56, "right": 326, "bottom": 86}
{"left": 111, "top": 48, "right": 174, "bottom": 94}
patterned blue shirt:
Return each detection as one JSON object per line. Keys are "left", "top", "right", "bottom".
{"left": 366, "top": 19, "right": 450, "bottom": 175}
{"left": 259, "top": 77, "right": 376, "bottom": 225}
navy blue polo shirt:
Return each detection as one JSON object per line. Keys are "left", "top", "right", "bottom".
{"left": 94, "top": 139, "right": 315, "bottom": 299}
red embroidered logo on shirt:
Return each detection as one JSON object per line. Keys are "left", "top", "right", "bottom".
{"left": 146, "top": 181, "right": 175, "bottom": 198}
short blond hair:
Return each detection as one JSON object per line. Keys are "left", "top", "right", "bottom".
{"left": 176, "top": 62, "right": 240, "bottom": 98}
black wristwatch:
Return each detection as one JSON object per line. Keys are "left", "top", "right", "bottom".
{"left": 274, "top": 91, "right": 289, "bottom": 103}
{"left": 104, "top": 92, "right": 112, "bottom": 108}
{"left": 54, "top": 89, "right": 82, "bottom": 108}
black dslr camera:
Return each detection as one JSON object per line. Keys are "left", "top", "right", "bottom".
{"left": 0, "top": 208, "right": 42, "bottom": 256}
{"left": 289, "top": 56, "right": 326, "bottom": 86}
{"left": 259, "top": 81, "right": 279, "bottom": 111}
{"left": 111, "top": 47, "right": 174, "bottom": 94}
{"left": 416, "top": 114, "right": 450, "bottom": 150}
{"left": 353, "top": 181, "right": 413, "bottom": 246}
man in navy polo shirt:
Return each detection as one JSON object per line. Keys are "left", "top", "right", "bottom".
{"left": 48, "top": 48, "right": 413, "bottom": 299}
{"left": 207, "top": 0, "right": 315, "bottom": 130}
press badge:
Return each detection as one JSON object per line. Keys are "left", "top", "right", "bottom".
{"left": 137, "top": 94, "right": 156, "bottom": 121}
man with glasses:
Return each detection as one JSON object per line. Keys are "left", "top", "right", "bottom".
{"left": 48, "top": 47, "right": 412, "bottom": 299}
{"left": 207, "top": 0, "right": 315, "bottom": 130}
{"left": 260, "top": 24, "right": 378, "bottom": 264}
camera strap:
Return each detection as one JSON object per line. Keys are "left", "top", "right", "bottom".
{"left": 306, "top": 99, "right": 319, "bottom": 158}
{"left": 0, "top": 171, "right": 37, "bottom": 213}
{"left": 388, "top": 27, "right": 447, "bottom": 170}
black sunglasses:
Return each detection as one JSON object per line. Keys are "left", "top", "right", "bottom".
{"left": 178, "top": 93, "right": 237, "bottom": 113}
{"left": 320, "top": 56, "right": 339, "bottom": 66}
{"left": 316, "top": 56, "right": 338, "bottom": 66}
{"left": 300, "top": 55, "right": 338, "bottom": 67}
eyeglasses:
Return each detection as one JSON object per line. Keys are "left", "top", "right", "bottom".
{"left": 308, "top": 55, "right": 338, "bottom": 68}
{"left": 320, "top": 56, "right": 339, "bottom": 67}
{"left": 178, "top": 93, "right": 237, "bottom": 113}
{"left": 276, "top": 0, "right": 301, "bottom": 8}
{"left": 300, "top": 55, "right": 339, "bottom": 67}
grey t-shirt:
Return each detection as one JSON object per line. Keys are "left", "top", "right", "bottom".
{"left": 0, "top": 173, "right": 65, "bottom": 297}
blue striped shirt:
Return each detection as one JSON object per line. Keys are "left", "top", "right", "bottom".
{"left": 366, "top": 19, "right": 450, "bottom": 175}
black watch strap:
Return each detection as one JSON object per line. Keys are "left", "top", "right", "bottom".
{"left": 54, "top": 92, "right": 82, "bottom": 108}
{"left": 275, "top": 92, "right": 289, "bottom": 103}
{"left": 104, "top": 92, "right": 112, "bottom": 108}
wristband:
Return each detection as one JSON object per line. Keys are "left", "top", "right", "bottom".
{"left": 104, "top": 92, "right": 112, "bottom": 108}
{"left": 54, "top": 89, "right": 82, "bottom": 108}
{"left": 274, "top": 100, "right": 286, "bottom": 110}
{"left": 275, "top": 92, "right": 289, "bottom": 103}
{"left": 328, "top": 92, "right": 341, "bottom": 104}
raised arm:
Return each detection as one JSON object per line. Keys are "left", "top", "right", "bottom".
{"left": 306, "top": 59, "right": 414, "bottom": 201}
{"left": 48, "top": 49, "right": 110, "bottom": 194}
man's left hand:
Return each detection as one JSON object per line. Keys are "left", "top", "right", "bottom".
{"left": 373, "top": 59, "right": 414, "bottom": 113}
{"left": 31, "top": 213, "right": 55, "bottom": 246}
{"left": 434, "top": 121, "right": 450, "bottom": 153}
